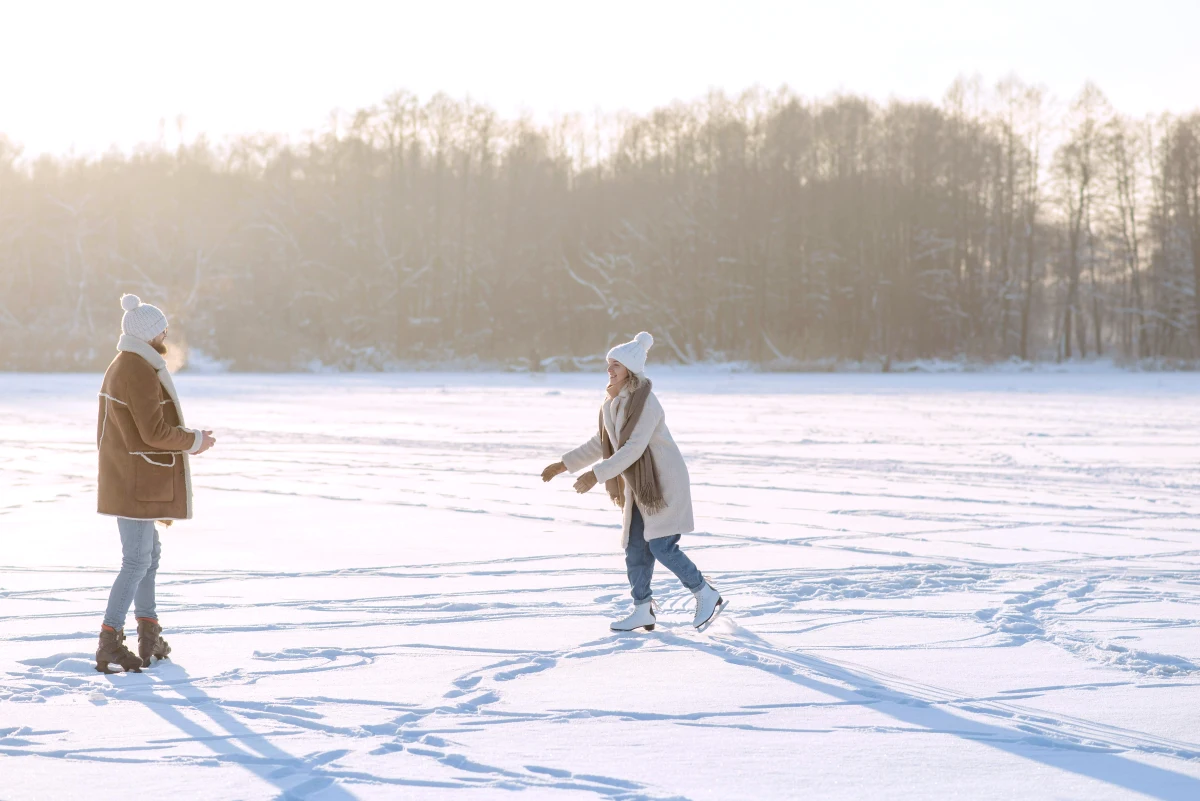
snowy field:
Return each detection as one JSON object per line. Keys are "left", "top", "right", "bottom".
{"left": 2, "top": 370, "right": 1200, "bottom": 801}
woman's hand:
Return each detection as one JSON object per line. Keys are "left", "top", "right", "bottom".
{"left": 574, "top": 471, "right": 599, "bottom": 494}
{"left": 541, "top": 461, "right": 568, "bottom": 482}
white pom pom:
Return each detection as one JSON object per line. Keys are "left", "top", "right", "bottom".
{"left": 635, "top": 331, "right": 654, "bottom": 351}
{"left": 120, "top": 294, "right": 141, "bottom": 312}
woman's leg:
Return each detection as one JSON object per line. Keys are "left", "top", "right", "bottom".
{"left": 624, "top": 505, "right": 655, "bottom": 604}
{"left": 102, "top": 519, "right": 155, "bottom": 630}
{"left": 133, "top": 528, "right": 162, "bottom": 622}
{"left": 647, "top": 535, "right": 704, "bottom": 593}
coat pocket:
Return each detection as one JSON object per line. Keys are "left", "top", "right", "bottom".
{"left": 133, "top": 454, "right": 176, "bottom": 503}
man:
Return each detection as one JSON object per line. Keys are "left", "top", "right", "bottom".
{"left": 94, "top": 294, "right": 216, "bottom": 673}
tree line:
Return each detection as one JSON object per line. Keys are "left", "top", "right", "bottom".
{"left": 2, "top": 78, "right": 1199, "bottom": 371}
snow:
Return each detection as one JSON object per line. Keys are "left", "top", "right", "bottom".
{"left": 2, "top": 371, "right": 1200, "bottom": 800}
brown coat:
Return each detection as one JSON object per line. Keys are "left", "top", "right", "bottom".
{"left": 97, "top": 337, "right": 200, "bottom": 520}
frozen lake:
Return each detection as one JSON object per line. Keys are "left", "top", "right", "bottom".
{"left": 2, "top": 371, "right": 1200, "bottom": 800}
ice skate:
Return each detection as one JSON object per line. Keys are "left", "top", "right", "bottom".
{"left": 610, "top": 601, "right": 657, "bottom": 632}
{"left": 137, "top": 618, "right": 171, "bottom": 667}
{"left": 95, "top": 628, "right": 143, "bottom": 673}
{"left": 692, "top": 582, "right": 727, "bottom": 631}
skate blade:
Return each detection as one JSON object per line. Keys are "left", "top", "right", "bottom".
{"left": 610, "top": 623, "right": 656, "bottom": 633}
{"left": 695, "top": 598, "right": 729, "bottom": 633}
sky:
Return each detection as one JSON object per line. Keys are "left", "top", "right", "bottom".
{"left": 1, "top": 0, "right": 1197, "bottom": 157}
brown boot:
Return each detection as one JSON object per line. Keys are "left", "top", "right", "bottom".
{"left": 137, "top": 618, "right": 171, "bottom": 667}
{"left": 95, "top": 628, "right": 142, "bottom": 673}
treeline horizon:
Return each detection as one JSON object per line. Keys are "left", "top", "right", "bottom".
{"left": 2, "top": 77, "right": 1199, "bottom": 371}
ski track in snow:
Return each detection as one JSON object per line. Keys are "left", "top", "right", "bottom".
{"left": 2, "top": 372, "right": 1200, "bottom": 800}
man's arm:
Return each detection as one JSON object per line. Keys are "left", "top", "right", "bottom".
{"left": 123, "top": 369, "right": 201, "bottom": 452}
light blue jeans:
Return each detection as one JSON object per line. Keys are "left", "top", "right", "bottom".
{"left": 102, "top": 519, "right": 161, "bottom": 630}
{"left": 625, "top": 504, "right": 704, "bottom": 604}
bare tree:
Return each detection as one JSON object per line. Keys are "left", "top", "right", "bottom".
{"left": 1054, "top": 84, "right": 1110, "bottom": 359}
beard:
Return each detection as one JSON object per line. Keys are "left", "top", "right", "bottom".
{"left": 151, "top": 339, "right": 168, "bottom": 355}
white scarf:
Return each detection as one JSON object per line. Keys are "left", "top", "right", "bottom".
{"left": 116, "top": 334, "right": 188, "bottom": 427}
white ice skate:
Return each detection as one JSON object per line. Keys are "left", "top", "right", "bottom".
{"left": 692, "top": 582, "right": 727, "bottom": 631}
{"left": 610, "top": 601, "right": 657, "bottom": 632}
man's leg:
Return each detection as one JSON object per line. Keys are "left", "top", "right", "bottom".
{"left": 623, "top": 505, "right": 655, "bottom": 604}
{"left": 133, "top": 528, "right": 172, "bottom": 664}
{"left": 102, "top": 519, "right": 155, "bottom": 631}
{"left": 133, "top": 528, "right": 161, "bottom": 623}
{"left": 647, "top": 535, "right": 705, "bottom": 593}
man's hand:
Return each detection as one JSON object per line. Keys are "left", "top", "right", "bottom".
{"left": 194, "top": 430, "right": 216, "bottom": 455}
{"left": 574, "top": 471, "right": 598, "bottom": 494}
{"left": 541, "top": 461, "right": 567, "bottom": 482}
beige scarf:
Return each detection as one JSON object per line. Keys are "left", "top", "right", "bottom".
{"left": 599, "top": 379, "right": 667, "bottom": 514}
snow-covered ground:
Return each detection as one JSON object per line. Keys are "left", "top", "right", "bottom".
{"left": 2, "top": 371, "right": 1199, "bottom": 800}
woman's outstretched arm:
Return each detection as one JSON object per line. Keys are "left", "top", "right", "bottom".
{"left": 561, "top": 433, "right": 603, "bottom": 473}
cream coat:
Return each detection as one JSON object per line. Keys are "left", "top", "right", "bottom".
{"left": 563, "top": 387, "right": 695, "bottom": 548}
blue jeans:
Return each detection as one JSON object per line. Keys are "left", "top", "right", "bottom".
{"left": 102, "top": 519, "right": 161, "bottom": 629}
{"left": 625, "top": 504, "right": 704, "bottom": 604}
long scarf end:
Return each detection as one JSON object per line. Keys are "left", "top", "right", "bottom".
{"left": 637, "top": 498, "right": 668, "bottom": 516}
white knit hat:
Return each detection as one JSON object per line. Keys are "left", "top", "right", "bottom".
{"left": 120, "top": 294, "right": 169, "bottom": 341}
{"left": 606, "top": 331, "right": 654, "bottom": 376}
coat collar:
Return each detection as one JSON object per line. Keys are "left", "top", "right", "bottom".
{"left": 115, "top": 334, "right": 186, "bottom": 426}
{"left": 117, "top": 334, "right": 167, "bottom": 371}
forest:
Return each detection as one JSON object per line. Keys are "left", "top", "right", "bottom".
{"left": 2, "top": 77, "right": 1199, "bottom": 371}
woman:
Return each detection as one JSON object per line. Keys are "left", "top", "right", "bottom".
{"left": 542, "top": 332, "right": 726, "bottom": 632}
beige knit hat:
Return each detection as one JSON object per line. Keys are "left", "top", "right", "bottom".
{"left": 120, "top": 294, "right": 169, "bottom": 341}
